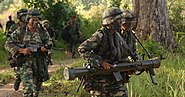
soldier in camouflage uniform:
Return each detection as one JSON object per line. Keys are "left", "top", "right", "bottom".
{"left": 78, "top": 7, "right": 129, "bottom": 97}
{"left": 5, "top": 15, "right": 15, "bottom": 36}
{"left": 42, "top": 20, "right": 56, "bottom": 47}
{"left": 63, "top": 15, "right": 83, "bottom": 58}
{"left": 7, "top": 8, "right": 28, "bottom": 91}
{"left": 4, "top": 8, "right": 53, "bottom": 97}
{"left": 120, "top": 10, "right": 138, "bottom": 59}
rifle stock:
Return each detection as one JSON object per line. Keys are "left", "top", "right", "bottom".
{"left": 64, "top": 58, "right": 160, "bottom": 81}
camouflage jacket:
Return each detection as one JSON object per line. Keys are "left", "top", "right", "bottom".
{"left": 8, "top": 23, "right": 20, "bottom": 35}
{"left": 5, "top": 20, "right": 15, "bottom": 33}
{"left": 4, "top": 24, "right": 53, "bottom": 56}
{"left": 120, "top": 30, "right": 137, "bottom": 59}
{"left": 78, "top": 26, "right": 134, "bottom": 67}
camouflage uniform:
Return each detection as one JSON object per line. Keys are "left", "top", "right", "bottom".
{"left": 5, "top": 15, "right": 15, "bottom": 36}
{"left": 63, "top": 16, "right": 83, "bottom": 58}
{"left": 78, "top": 8, "right": 128, "bottom": 97}
{"left": 4, "top": 9, "right": 53, "bottom": 97}
{"left": 6, "top": 8, "right": 29, "bottom": 91}
{"left": 120, "top": 10, "right": 138, "bottom": 59}
{"left": 42, "top": 20, "right": 56, "bottom": 47}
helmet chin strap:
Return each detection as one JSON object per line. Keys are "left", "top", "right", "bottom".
{"left": 110, "top": 20, "right": 121, "bottom": 32}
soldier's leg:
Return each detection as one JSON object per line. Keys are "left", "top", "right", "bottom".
{"left": 112, "top": 83, "right": 128, "bottom": 97}
{"left": 33, "top": 80, "right": 42, "bottom": 97}
{"left": 14, "top": 67, "right": 21, "bottom": 91}
{"left": 20, "top": 60, "right": 34, "bottom": 97}
{"left": 84, "top": 78, "right": 109, "bottom": 97}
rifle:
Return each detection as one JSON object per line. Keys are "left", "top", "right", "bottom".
{"left": 16, "top": 43, "right": 51, "bottom": 81}
{"left": 63, "top": 57, "right": 160, "bottom": 81}
{"left": 16, "top": 44, "right": 52, "bottom": 65}
{"left": 132, "top": 31, "right": 161, "bottom": 85}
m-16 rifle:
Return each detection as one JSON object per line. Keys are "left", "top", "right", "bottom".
{"left": 16, "top": 44, "right": 52, "bottom": 65}
{"left": 63, "top": 57, "right": 160, "bottom": 83}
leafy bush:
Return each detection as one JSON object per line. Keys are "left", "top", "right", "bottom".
{"left": 167, "top": 0, "right": 185, "bottom": 32}
{"left": 137, "top": 39, "right": 166, "bottom": 59}
{"left": 0, "top": 32, "right": 8, "bottom": 67}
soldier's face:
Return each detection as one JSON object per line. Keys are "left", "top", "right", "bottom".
{"left": 28, "top": 17, "right": 39, "bottom": 28}
{"left": 121, "top": 23, "right": 132, "bottom": 31}
{"left": 20, "top": 15, "right": 26, "bottom": 23}
{"left": 110, "top": 18, "right": 122, "bottom": 32}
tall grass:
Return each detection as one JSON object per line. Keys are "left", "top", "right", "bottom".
{"left": 0, "top": 32, "right": 8, "bottom": 68}
{"left": 40, "top": 52, "right": 185, "bottom": 97}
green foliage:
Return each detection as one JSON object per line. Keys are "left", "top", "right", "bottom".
{"left": 81, "top": 19, "right": 101, "bottom": 38}
{"left": 41, "top": 59, "right": 90, "bottom": 97}
{"left": 23, "top": 0, "right": 78, "bottom": 40}
{"left": 137, "top": 39, "right": 166, "bottom": 59}
{"left": 40, "top": 52, "right": 185, "bottom": 97}
{"left": 167, "top": 0, "right": 185, "bottom": 32}
{"left": 0, "top": 70, "right": 14, "bottom": 84}
{"left": 0, "top": 32, "right": 8, "bottom": 68}
{"left": 107, "top": 0, "right": 122, "bottom": 8}
{"left": 43, "top": 1, "right": 77, "bottom": 40}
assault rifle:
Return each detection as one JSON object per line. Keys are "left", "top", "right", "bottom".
{"left": 16, "top": 44, "right": 52, "bottom": 65}
{"left": 63, "top": 57, "right": 160, "bottom": 82}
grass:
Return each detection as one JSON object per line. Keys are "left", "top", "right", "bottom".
{"left": 40, "top": 52, "right": 185, "bottom": 97}
{"left": 0, "top": 32, "right": 184, "bottom": 97}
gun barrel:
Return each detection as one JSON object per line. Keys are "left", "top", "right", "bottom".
{"left": 64, "top": 58, "right": 160, "bottom": 80}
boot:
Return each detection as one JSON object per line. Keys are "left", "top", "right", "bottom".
{"left": 14, "top": 78, "right": 21, "bottom": 91}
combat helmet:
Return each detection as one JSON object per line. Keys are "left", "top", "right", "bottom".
{"left": 102, "top": 7, "right": 123, "bottom": 26}
{"left": 27, "top": 8, "right": 41, "bottom": 20}
{"left": 17, "top": 8, "right": 28, "bottom": 19}
{"left": 121, "top": 10, "right": 135, "bottom": 24}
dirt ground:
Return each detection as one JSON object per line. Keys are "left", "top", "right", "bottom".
{"left": 0, "top": 64, "right": 61, "bottom": 97}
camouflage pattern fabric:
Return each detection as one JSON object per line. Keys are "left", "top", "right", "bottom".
{"left": 8, "top": 23, "right": 20, "bottom": 36}
{"left": 78, "top": 26, "right": 129, "bottom": 97}
{"left": 63, "top": 20, "right": 81, "bottom": 58}
{"left": 120, "top": 30, "right": 138, "bottom": 59}
{"left": 4, "top": 25, "right": 53, "bottom": 97}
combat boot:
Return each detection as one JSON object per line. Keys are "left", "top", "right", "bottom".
{"left": 14, "top": 78, "right": 21, "bottom": 91}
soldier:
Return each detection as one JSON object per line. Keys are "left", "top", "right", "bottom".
{"left": 120, "top": 10, "right": 139, "bottom": 60}
{"left": 78, "top": 7, "right": 129, "bottom": 97}
{"left": 4, "top": 8, "right": 53, "bottom": 97}
{"left": 7, "top": 8, "right": 28, "bottom": 91}
{"left": 63, "top": 15, "right": 83, "bottom": 58}
{"left": 5, "top": 15, "right": 15, "bottom": 36}
{"left": 42, "top": 20, "right": 56, "bottom": 47}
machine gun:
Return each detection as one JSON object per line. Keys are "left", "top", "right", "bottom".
{"left": 63, "top": 57, "right": 160, "bottom": 82}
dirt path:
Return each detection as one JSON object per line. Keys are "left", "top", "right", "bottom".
{"left": 0, "top": 64, "right": 62, "bottom": 97}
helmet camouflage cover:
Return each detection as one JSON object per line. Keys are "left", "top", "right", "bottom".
{"left": 17, "top": 8, "right": 28, "bottom": 19}
{"left": 102, "top": 7, "right": 123, "bottom": 25}
{"left": 121, "top": 10, "right": 135, "bottom": 24}
{"left": 27, "top": 8, "right": 41, "bottom": 20}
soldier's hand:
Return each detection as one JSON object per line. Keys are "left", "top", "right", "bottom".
{"left": 18, "top": 48, "right": 31, "bottom": 55}
{"left": 101, "top": 61, "right": 113, "bottom": 70}
{"left": 41, "top": 47, "right": 48, "bottom": 53}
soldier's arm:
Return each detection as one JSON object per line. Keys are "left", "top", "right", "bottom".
{"left": 4, "top": 28, "right": 22, "bottom": 56}
{"left": 78, "top": 31, "right": 104, "bottom": 67}
{"left": 42, "top": 30, "right": 53, "bottom": 49}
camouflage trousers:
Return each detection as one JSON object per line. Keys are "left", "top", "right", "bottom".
{"left": 14, "top": 67, "right": 21, "bottom": 81}
{"left": 19, "top": 59, "right": 42, "bottom": 97}
{"left": 83, "top": 75, "right": 128, "bottom": 97}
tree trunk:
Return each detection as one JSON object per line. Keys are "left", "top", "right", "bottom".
{"left": 133, "top": 0, "right": 176, "bottom": 48}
